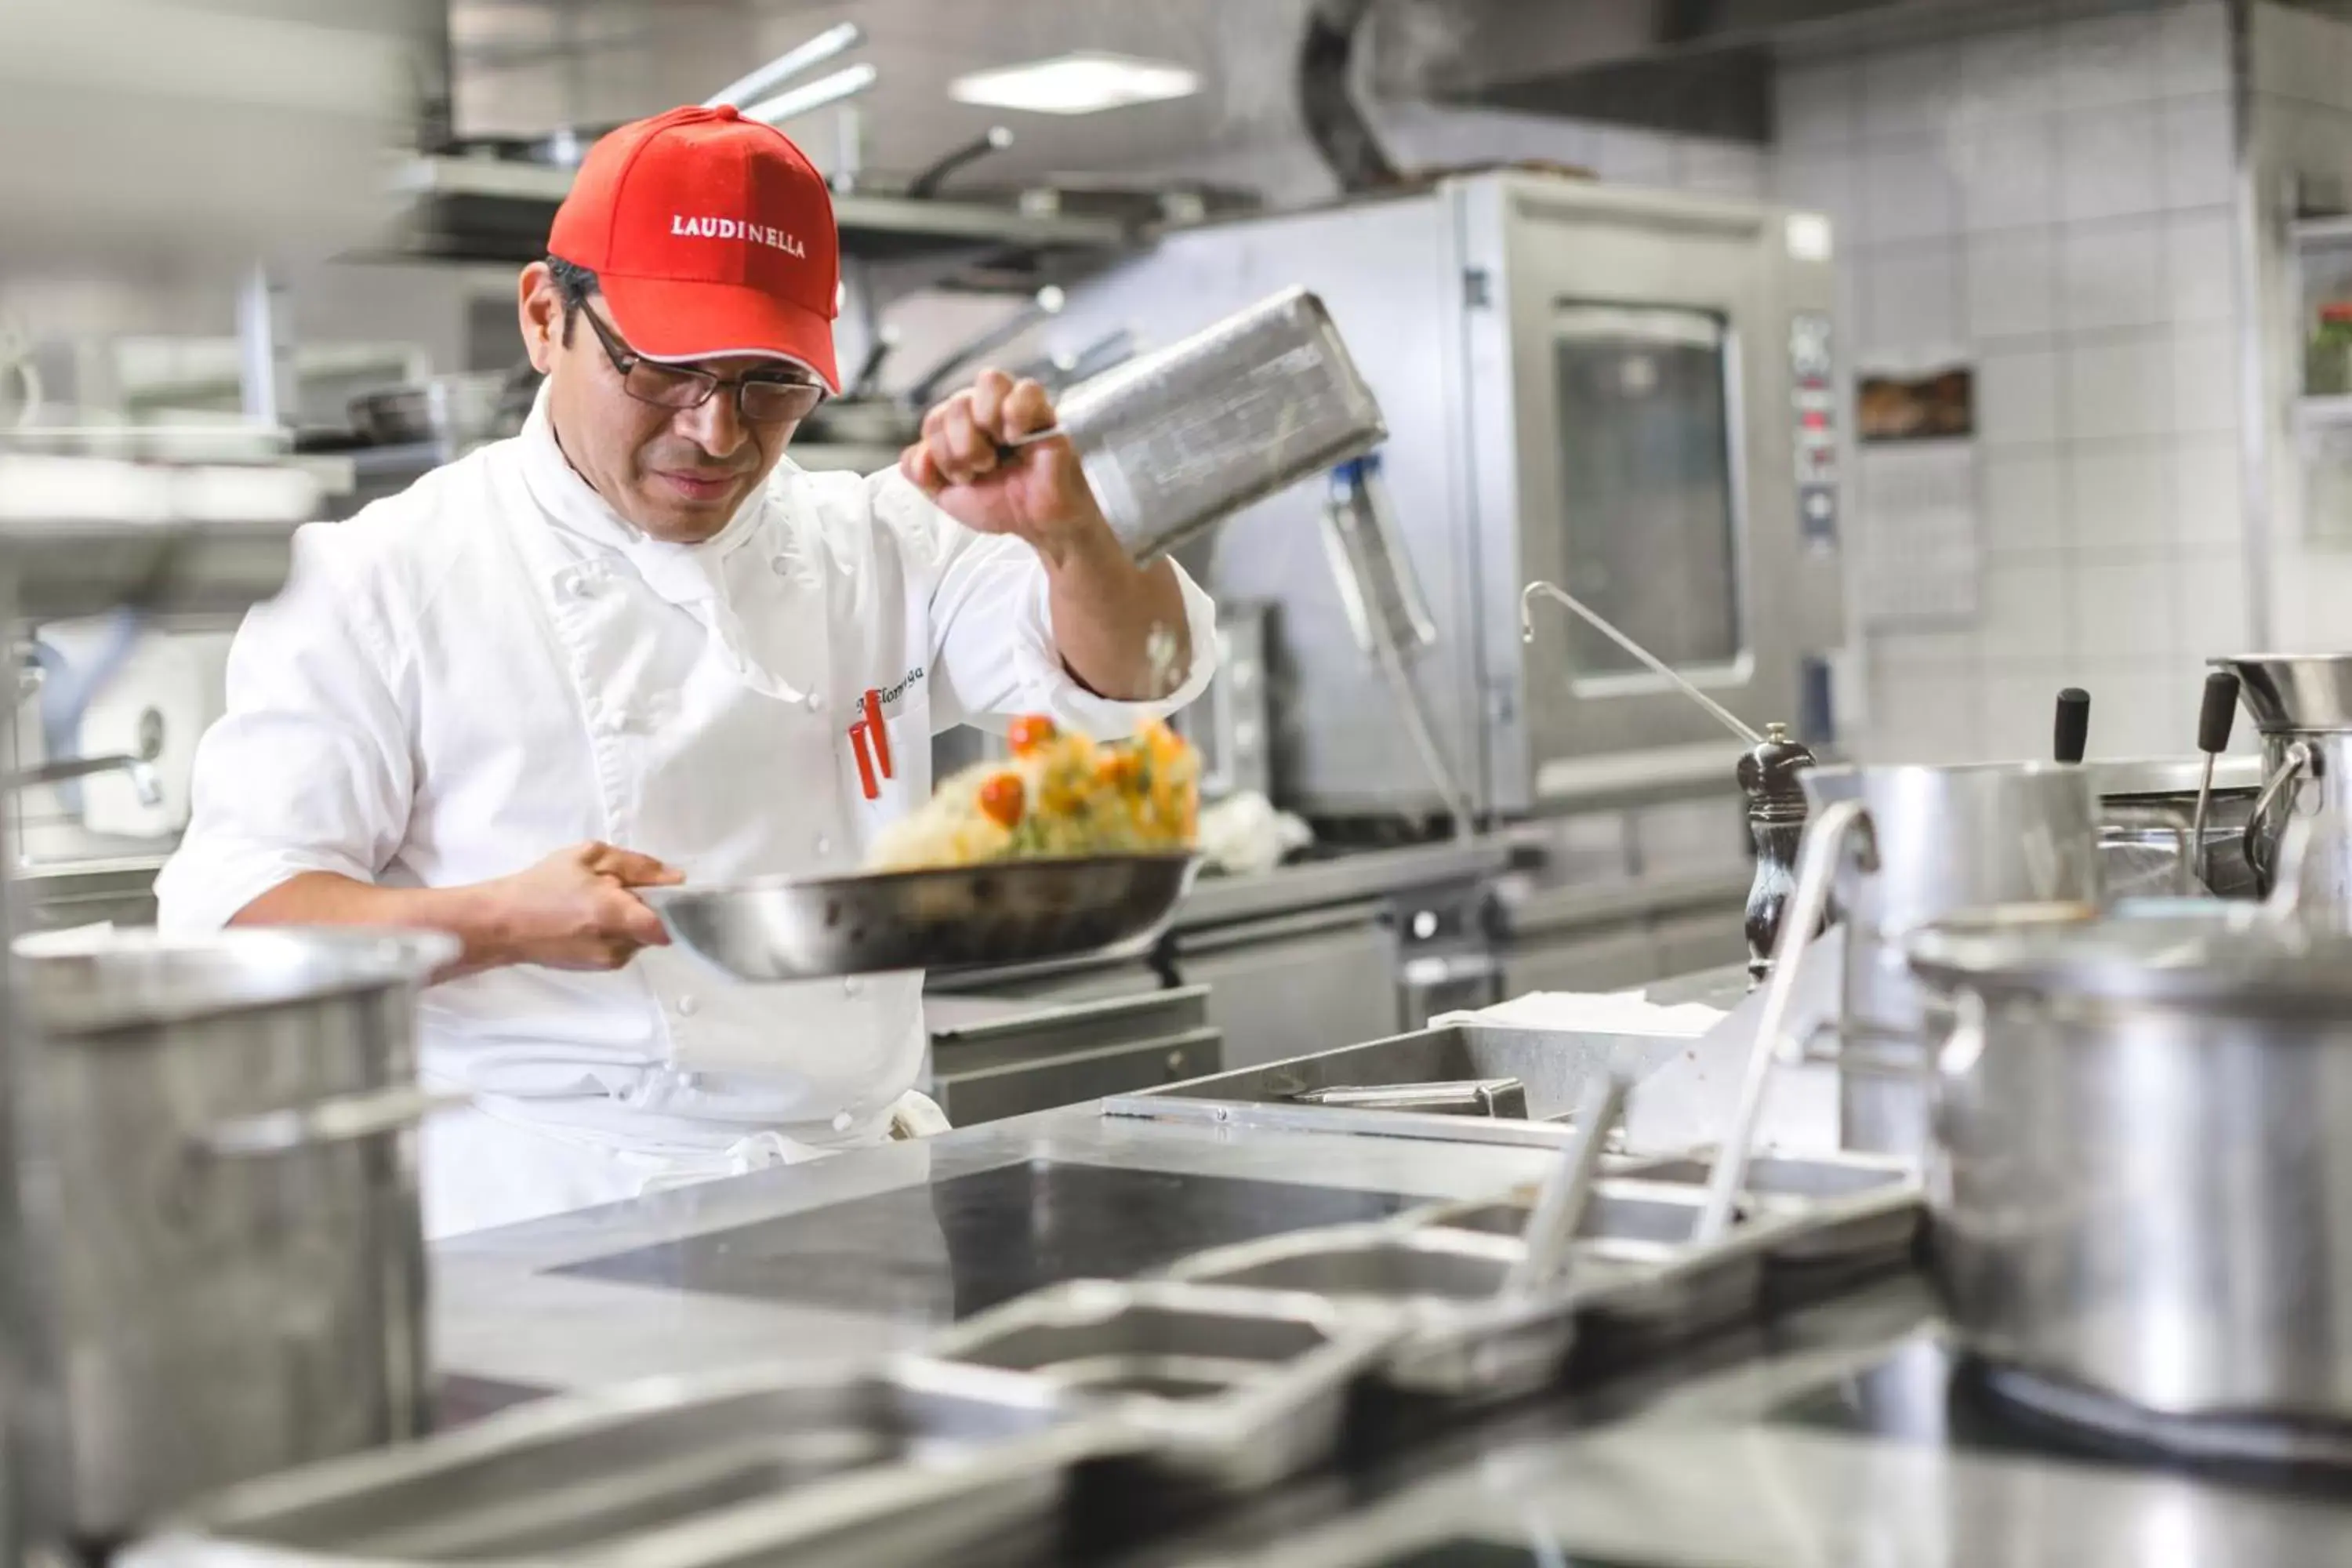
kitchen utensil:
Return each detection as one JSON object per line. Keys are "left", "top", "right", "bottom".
{"left": 648, "top": 853, "right": 1199, "bottom": 982}
{"left": 1327, "top": 455, "right": 1472, "bottom": 834}
{"left": 1519, "top": 580, "right": 1761, "bottom": 746}
{"left": 703, "top": 22, "right": 866, "bottom": 111}
{"left": 1505, "top": 1073, "right": 1631, "bottom": 1294}
{"left": 908, "top": 125, "right": 1014, "bottom": 198}
{"left": 12, "top": 927, "right": 456, "bottom": 1541}
{"left": 2191, "top": 669, "right": 2241, "bottom": 884}
{"left": 1520, "top": 579, "right": 1817, "bottom": 982}
{"left": 2214, "top": 655, "right": 2352, "bottom": 919}
{"left": 1795, "top": 761, "right": 2102, "bottom": 1155}
{"left": 120, "top": 1359, "right": 1120, "bottom": 1568}
{"left": 2053, "top": 687, "right": 2090, "bottom": 764}
{"left": 2086, "top": 754, "right": 2262, "bottom": 900}
{"left": 347, "top": 372, "right": 520, "bottom": 450}
{"left": 1696, "top": 798, "right": 1868, "bottom": 1240}
{"left": 1910, "top": 902, "right": 2352, "bottom": 1430}
{"left": 743, "top": 64, "right": 878, "bottom": 129}
{"left": 1288, "top": 1078, "right": 1528, "bottom": 1117}
{"left": 1051, "top": 287, "right": 1386, "bottom": 563}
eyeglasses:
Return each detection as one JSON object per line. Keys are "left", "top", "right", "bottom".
{"left": 570, "top": 294, "right": 826, "bottom": 426}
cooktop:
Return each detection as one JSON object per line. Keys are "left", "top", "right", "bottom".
{"left": 554, "top": 1158, "right": 1421, "bottom": 1321}
{"left": 1770, "top": 1333, "right": 2352, "bottom": 1497}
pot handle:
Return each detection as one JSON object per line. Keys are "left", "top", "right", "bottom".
{"left": 1695, "top": 797, "right": 1876, "bottom": 1243}
{"left": 193, "top": 1085, "right": 470, "bottom": 1160}
{"left": 2245, "top": 741, "right": 2314, "bottom": 884}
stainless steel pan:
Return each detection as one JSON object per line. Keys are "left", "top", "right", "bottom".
{"left": 648, "top": 853, "right": 1199, "bottom": 982}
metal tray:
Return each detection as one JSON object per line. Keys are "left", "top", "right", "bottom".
{"left": 1103, "top": 1022, "right": 1697, "bottom": 1154}
{"left": 650, "top": 853, "right": 1198, "bottom": 982}
{"left": 119, "top": 1362, "right": 1125, "bottom": 1568}
{"left": 1160, "top": 1224, "right": 1583, "bottom": 1404}
{"left": 1607, "top": 1149, "right": 1924, "bottom": 1279}
{"left": 914, "top": 1279, "right": 1396, "bottom": 1492}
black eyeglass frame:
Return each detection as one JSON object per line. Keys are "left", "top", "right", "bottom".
{"left": 558, "top": 278, "right": 828, "bottom": 426}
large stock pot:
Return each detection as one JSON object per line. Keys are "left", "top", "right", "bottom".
{"left": 10, "top": 926, "right": 455, "bottom": 1543}
{"left": 1909, "top": 904, "right": 2352, "bottom": 1435}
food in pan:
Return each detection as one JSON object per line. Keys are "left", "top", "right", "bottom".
{"left": 866, "top": 717, "right": 1200, "bottom": 870}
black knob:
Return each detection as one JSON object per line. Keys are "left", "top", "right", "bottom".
{"left": 2198, "top": 670, "right": 2241, "bottom": 757}
{"left": 2054, "top": 688, "right": 2091, "bottom": 765}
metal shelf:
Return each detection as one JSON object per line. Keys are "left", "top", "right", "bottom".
{"left": 2296, "top": 215, "right": 2352, "bottom": 251}
{"left": 382, "top": 156, "right": 1138, "bottom": 289}
{"left": 0, "top": 517, "right": 296, "bottom": 619}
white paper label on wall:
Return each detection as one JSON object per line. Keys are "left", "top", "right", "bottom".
{"left": 1857, "top": 442, "right": 1980, "bottom": 626}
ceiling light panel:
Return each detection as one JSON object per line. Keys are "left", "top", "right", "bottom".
{"left": 949, "top": 51, "right": 1201, "bottom": 115}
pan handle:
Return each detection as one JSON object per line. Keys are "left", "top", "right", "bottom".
{"left": 2244, "top": 741, "right": 2314, "bottom": 884}
{"left": 194, "top": 1085, "right": 468, "bottom": 1160}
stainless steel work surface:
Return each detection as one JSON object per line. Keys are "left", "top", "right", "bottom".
{"left": 1174, "top": 840, "right": 1512, "bottom": 931}
{"left": 430, "top": 1106, "right": 1577, "bottom": 1395}
{"left": 1104, "top": 1278, "right": 2352, "bottom": 1566}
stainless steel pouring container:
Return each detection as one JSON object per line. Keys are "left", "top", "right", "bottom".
{"left": 1797, "top": 761, "right": 2102, "bottom": 1155}
{"left": 13, "top": 927, "right": 455, "bottom": 1542}
{"left": 1054, "top": 287, "right": 1387, "bottom": 563}
{"left": 1910, "top": 904, "right": 2352, "bottom": 1430}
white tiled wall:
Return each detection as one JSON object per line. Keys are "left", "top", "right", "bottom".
{"left": 1776, "top": 0, "right": 2251, "bottom": 764}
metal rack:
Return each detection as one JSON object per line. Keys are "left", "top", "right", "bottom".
{"left": 386, "top": 155, "right": 1139, "bottom": 292}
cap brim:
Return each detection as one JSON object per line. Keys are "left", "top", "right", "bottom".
{"left": 598, "top": 274, "right": 840, "bottom": 394}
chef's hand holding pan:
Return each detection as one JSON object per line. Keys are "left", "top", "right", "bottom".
{"left": 900, "top": 368, "right": 1103, "bottom": 558}
{"left": 471, "top": 840, "right": 682, "bottom": 971}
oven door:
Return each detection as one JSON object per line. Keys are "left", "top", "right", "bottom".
{"left": 1461, "top": 176, "right": 1842, "bottom": 813}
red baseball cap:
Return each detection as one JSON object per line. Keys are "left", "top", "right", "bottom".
{"left": 549, "top": 104, "right": 841, "bottom": 392}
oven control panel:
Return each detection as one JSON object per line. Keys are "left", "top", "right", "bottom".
{"left": 1790, "top": 311, "right": 1838, "bottom": 543}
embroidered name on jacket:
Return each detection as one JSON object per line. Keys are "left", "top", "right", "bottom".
{"left": 668, "top": 214, "right": 808, "bottom": 257}
{"left": 848, "top": 667, "right": 924, "bottom": 800}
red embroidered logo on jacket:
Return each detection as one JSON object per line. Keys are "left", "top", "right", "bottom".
{"left": 847, "top": 667, "right": 924, "bottom": 800}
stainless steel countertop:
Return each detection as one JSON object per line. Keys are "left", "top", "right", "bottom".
{"left": 431, "top": 1101, "right": 1571, "bottom": 1392}
{"left": 430, "top": 1087, "right": 2352, "bottom": 1566}
{"left": 1174, "top": 838, "right": 1514, "bottom": 930}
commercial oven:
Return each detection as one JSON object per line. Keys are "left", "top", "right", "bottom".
{"left": 1046, "top": 171, "right": 1846, "bottom": 822}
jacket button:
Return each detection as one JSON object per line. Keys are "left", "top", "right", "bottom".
{"left": 771, "top": 554, "right": 792, "bottom": 575}
{"left": 842, "top": 976, "right": 862, "bottom": 996}
{"left": 830, "top": 1110, "right": 855, "bottom": 1132}
{"left": 814, "top": 833, "right": 832, "bottom": 856}
{"left": 675, "top": 994, "right": 699, "bottom": 1016}
{"left": 804, "top": 691, "right": 826, "bottom": 713}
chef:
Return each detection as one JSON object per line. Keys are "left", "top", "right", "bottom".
{"left": 154, "top": 103, "right": 1216, "bottom": 1236}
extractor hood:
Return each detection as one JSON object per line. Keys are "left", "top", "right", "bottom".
{"left": 1413, "top": 0, "right": 2042, "bottom": 143}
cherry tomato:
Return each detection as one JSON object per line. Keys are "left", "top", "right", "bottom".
{"left": 1007, "top": 715, "right": 1058, "bottom": 756}
{"left": 978, "top": 772, "right": 1026, "bottom": 828}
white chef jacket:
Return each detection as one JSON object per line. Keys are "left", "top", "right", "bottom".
{"left": 155, "top": 397, "right": 1216, "bottom": 1234}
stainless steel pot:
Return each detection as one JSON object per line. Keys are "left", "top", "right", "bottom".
{"left": 1796, "top": 761, "right": 2102, "bottom": 1155}
{"left": 2215, "top": 655, "right": 2352, "bottom": 920}
{"left": 1910, "top": 904, "right": 2352, "bottom": 1428}
{"left": 10, "top": 927, "right": 456, "bottom": 1542}
{"left": 2085, "top": 755, "right": 2262, "bottom": 900}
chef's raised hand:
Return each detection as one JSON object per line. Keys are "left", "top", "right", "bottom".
{"left": 898, "top": 369, "right": 1105, "bottom": 557}
{"left": 472, "top": 840, "right": 682, "bottom": 971}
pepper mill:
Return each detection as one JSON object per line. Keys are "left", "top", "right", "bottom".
{"left": 1739, "top": 722, "right": 1818, "bottom": 986}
